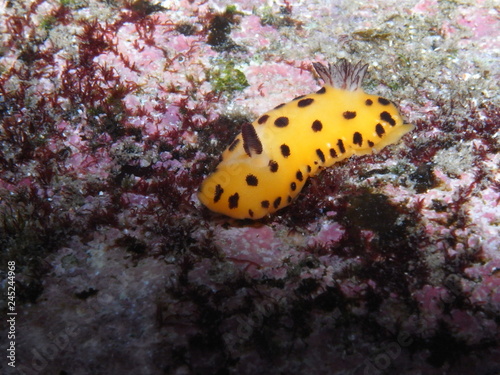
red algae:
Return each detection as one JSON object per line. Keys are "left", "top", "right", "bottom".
{"left": 0, "top": 1, "right": 499, "bottom": 374}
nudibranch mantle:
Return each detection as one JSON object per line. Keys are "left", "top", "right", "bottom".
{"left": 198, "top": 59, "right": 414, "bottom": 219}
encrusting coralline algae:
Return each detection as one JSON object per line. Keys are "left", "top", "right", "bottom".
{"left": 0, "top": 1, "right": 499, "bottom": 374}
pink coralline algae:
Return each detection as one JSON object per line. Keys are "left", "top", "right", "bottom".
{"left": 213, "top": 226, "right": 288, "bottom": 277}
{"left": 0, "top": 1, "right": 499, "bottom": 375}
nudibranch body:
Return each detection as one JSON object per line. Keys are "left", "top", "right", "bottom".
{"left": 198, "top": 59, "right": 414, "bottom": 219}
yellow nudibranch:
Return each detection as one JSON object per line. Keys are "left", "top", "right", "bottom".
{"left": 198, "top": 59, "right": 414, "bottom": 219}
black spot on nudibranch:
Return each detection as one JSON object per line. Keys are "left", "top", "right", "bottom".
{"left": 368, "top": 140, "right": 374, "bottom": 147}
{"left": 380, "top": 111, "right": 396, "bottom": 126}
{"left": 248, "top": 209, "right": 254, "bottom": 217}
{"left": 274, "top": 103, "right": 285, "bottom": 110}
{"left": 214, "top": 184, "right": 223, "bottom": 203}
{"left": 316, "top": 149, "right": 325, "bottom": 163}
{"left": 343, "top": 111, "right": 357, "bottom": 119}
{"left": 274, "top": 117, "right": 289, "bottom": 127}
{"left": 378, "top": 97, "right": 390, "bottom": 105}
{"left": 353, "top": 132, "right": 363, "bottom": 146}
{"left": 375, "top": 123, "right": 385, "bottom": 137}
{"left": 269, "top": 160, "right": 279, "bottom": 172}
{"left": 316, "top": 87, "right": 326, "bottom": 94}
{"left": 228, "top": 193, "right": 239, "bottom": 209}
{"left": 337, "top": 139, "right": 346, "bottom": 153}
{"left": 291, "top": 182, "right": 296, "bottom": 191}
{"left": 287, "top": 196, "right": 292, "bottom": 203}
{"left": 273, "top": 197, "right": 281, "bottom": 209}
{"left": 296, "top": 170, "right": 303, "bottom": 181}
{"left": 261, "top": 200, "right": 270, "bottom": 208}
{"left": 298, "top": 98, "right": 314, "bottom": 107}
{"left": 257, "top": 114, "right": 269, "bottom": 124}
{"left": 293, "top": 95, "right": 306, "bottom": 101}
{"left": 246, "top": 174, "right": 258, "bottom": 186}
{"left": 311, "top": 120, "right": 322, "bottom": 132}
{"left": 228, "top": 138, "right": 240, "bottom": 151}
{"left": 242, "top": 123, "right": 263, "bottom": 156}
{"left": 280, "top": 144, "right": 291, "bottom": 158}
{"left": 365, "top": 99, "right": 373, "bottom": 106}
{"left": 329, "top": 148, "right": 337, "bottom": 158}
{"left": 307, "top": 165, "right": 312, "bottom": 173}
